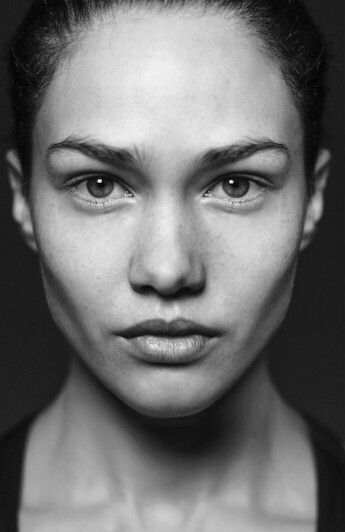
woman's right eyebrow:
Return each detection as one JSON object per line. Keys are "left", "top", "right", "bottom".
{"left": 47, "top": 136, "right": 144, "bottom": 168}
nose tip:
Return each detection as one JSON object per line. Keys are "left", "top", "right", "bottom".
{"left": 129, "top": 220, "right": 205, "bottom": 297}
{"left": 130, "top": 252, "right": 205, "bottom": 297}
{"left": 129, "top": 202, "right": 206, "bottom": 298}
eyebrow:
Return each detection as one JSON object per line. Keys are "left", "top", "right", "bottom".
{"left": 47, "top": 135, "right": 288, "bottom": 169}
{"left": 197, "top": 139, "right": 288, "bottom": 167}
{"left": 48, "top": 136, "right": 144, "bottom": 167}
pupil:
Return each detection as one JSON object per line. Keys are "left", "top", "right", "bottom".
{"left": 222, "top": 177, "right": 249, "bottom": 198}
{"left": 87, "top": 177, "right": 114, "bottom": 199}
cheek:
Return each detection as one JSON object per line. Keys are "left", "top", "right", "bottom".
{"left": 31, "top": 199, "right": 131, "bottom": 330}
{"left": 205, "top": 188, "right": 306, "bottom": 330}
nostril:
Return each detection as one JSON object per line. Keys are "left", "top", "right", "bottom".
{"left": 129, "top": 255, "right": 206, "bottom": 298}
{"left": 133, "top": 279, "right": 205, "bottom": 298}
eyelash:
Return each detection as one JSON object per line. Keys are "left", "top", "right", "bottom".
{"left": 66, "top": 173, "right": 269, "bottom": 211}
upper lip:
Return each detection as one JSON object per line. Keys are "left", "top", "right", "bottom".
{"left": 120, "top": 319, "right": 219, "bottom": 338}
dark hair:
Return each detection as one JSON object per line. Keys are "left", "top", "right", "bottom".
{"left": 8, "top": 0, "right": 327, "bottom": 189}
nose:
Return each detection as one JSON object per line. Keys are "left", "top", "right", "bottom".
{"left": 129, "top": 203, "right": 205, "bottom": 297}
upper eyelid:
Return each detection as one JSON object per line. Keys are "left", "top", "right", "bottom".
{"left": 53, "top": 156, "right": 148, "bottom": 186}
{"left": 68, "top": 172, "right": 120, "bottom": 183}
{"left": 205, "top": 173, "right": 268, "bottom": 191}
{"left": 68, "top": 172, "right": 132, "bottom": 191}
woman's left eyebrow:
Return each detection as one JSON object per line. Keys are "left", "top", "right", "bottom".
{"left": 196, "top": 138, "right": 289, "bottom": 169}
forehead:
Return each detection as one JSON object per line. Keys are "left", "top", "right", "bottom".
{"left": 36, "top": 10, "right": 302, "bottom": 156}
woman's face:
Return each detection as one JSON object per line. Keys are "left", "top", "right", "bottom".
{"left": 19, "top": 11, "right": 314, "bottom": 416}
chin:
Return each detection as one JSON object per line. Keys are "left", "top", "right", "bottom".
{"left": 104, "top": 367, "right": 225, "bottom": 419}
{"left": 125, "top": 394, "right": 212, "bottom": 419}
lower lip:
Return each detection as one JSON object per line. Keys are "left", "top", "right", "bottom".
{"left": 123, "top": 335, "right": 213, "bottom": 364}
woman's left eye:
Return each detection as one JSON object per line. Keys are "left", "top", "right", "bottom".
{"left": 86, "top": 176, "right": 117, "bottom": 198}
{"left": 70, "top": 175, "right": 133, "bottom": 203}
{"left": 204, "top": 175, "right": 265, "bottom": 203}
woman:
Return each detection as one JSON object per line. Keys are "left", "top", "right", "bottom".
{"left": 0, "top": 0, "right": 343, "bottom": 530}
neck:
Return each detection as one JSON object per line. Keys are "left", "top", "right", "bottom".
{"left": 24, "top": 355, "right": 315, "bottom": 528}
{"left": 57, "top": 356, "right": 282, "bottom": 492}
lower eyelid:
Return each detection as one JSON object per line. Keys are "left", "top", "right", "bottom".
{"left": 70, "top": 193, "right": 136, "bottom": 213}
{"left": 71, "top": 186, "right": 127, "bottom": 200}
{"left": 230, "top": 187, "right": 267, "bottom": 203}
{"left": 202, "top": 187, "right": 268, "bottom": 206}
{"left": 68, "top": 173, "right": 131, "bottom": 190}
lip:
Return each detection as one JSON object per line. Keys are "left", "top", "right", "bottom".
{"left": 120, "top": 318, "right": 219, "bottom": 338}
{"left": 118, "top": 319, "right": 219, "bottom": 365}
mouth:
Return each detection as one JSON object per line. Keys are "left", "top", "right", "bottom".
{"left": 118, "top": 319, "right": 219, "bottom": 365}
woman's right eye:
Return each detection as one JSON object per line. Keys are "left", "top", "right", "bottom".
{"left": 70, "top": 174, "right": 133, "bottom": 204}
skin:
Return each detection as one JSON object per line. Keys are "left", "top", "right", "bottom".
{"left": 7, "top": 8, "right": 330, "bottom": 532}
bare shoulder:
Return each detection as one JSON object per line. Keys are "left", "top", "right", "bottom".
{"left": 261, "top": 402, "right": 317, "bottom": 521}
{"left": 21, "top": 398, "right": 66, "bottom": 508}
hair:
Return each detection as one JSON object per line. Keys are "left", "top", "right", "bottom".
{"left": 8, "top": 0, "right": 327, "bottom": 191}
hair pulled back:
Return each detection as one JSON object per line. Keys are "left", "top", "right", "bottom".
{"left": 8, "top": 0, "right": 327, "bottom": 185}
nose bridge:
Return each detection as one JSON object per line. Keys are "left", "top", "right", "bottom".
{"left": 148, "top": 198, "right": 187, "bottom": 253}
{"left": 129, "top": 197, "right": 204, "bottom": 295}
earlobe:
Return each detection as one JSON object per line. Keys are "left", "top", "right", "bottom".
{"left": 300, "top": 148, "right": 331, "bottom": 251}
{"left": 6, "top": 150, "right": 37, "bottom": 252}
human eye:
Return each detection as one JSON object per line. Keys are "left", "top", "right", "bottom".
{"left": 67, "top": 173, "right": 134, "bottom": 210}
{"left": 203, "top": 174, "right": 268, "bottom": 209}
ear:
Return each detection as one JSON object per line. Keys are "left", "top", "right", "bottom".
{"left": 300, "top": 148, "right": 331, "bottom": 251}
{"left": 6, "top": 149, "right": 37, "bottom": 252}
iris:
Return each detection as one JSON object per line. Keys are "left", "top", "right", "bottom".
{"left": 223, "top": 177, "right": 250, "bottom": 198}
{"left": 87, "top": 176, "right": 114, "bottom": 198}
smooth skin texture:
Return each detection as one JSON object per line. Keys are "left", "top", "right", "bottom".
{"left": 7, "top": 8, "right": 330, "bottom": 532}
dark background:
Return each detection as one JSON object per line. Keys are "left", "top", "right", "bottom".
{"left": 0, "top": 1, "right": 344, "bottom": 438}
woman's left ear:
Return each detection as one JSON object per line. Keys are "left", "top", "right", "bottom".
{"left": 6, "top": 149, "right": 37, "bottom": 252}
{"left": 300, "top": 148, "right": 331, "bottom": 251}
